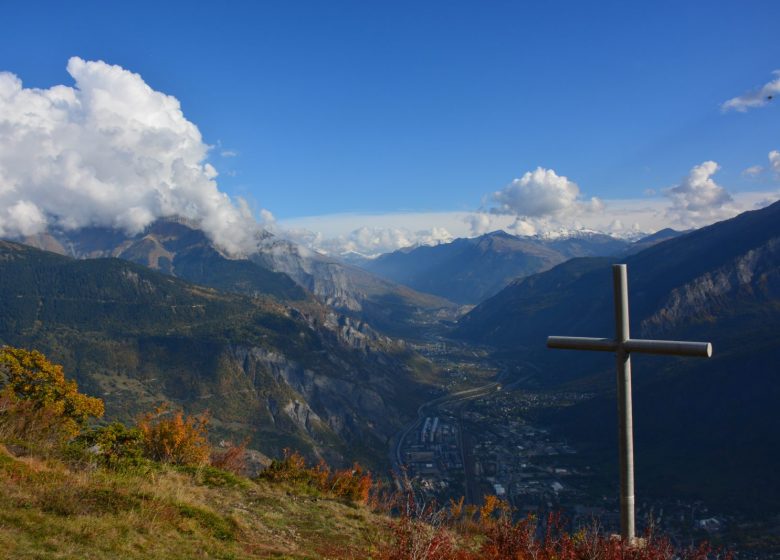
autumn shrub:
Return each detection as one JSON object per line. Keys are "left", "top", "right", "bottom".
{"left": 377, "top": 488, "right": 462, "bottom": 560}
{"left": 0, "top": 387, "right": 68, "bottom": 449}
{"left": 257, "top": 449, "right": 374, "bottom": 504}
{"left": 257, "top": 449, "right": 329, "bottom": 493}
{"left": 377, "top": 491, "right": 733, "bottom": 560}
{"left": 137, "top": 404, "right": 210, "bottom": 466}
{"left": 210, "top": 439, "right": 249, "bottom": 475}
{"left": 0, "top": 346, "right": 104, "bottom": 447}
{"left": 379, "top": 514, "right": 460, "bottom": 560}
{"left": 328, "top": 463, "right": 373, "bottom": 505}
{"left": 74, "top": 421, "right": 145, "bottom": 468}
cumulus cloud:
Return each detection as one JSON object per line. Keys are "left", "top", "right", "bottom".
{"left": 465, "top": 212, "right": 494, "bottom": 236}
{"left": 770, "top": 150, "right": 780, "bottom": 174}
{"left": 665, "top": 161, "right": 735, "bottom": 226}
{"left": 507, "top": 217, "right": 536, "bottom": 236}
{"left": 721, "top": 70, "right": 780, "bottom": 112}
{"left": 460, "top": 167, "right": 612, "bottom": 238}
{"left": 491, "top": 167, "right": 603, "bottom": 219}
{"left": 0, "top": 57, "right": 260, "bottom": 254}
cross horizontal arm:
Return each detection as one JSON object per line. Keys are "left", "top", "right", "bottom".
{"left": 547, "top": 336, "right": 618, "bottom": 352}
{"left": 547, "top": 336, "right": 712, "bottom": 358}
{"left": 623, "top": 339, "right": 712, "bottom": 357}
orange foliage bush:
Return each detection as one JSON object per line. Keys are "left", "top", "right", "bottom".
{"left": 329, "top": 463, "right": 373, "bottom": 504}
{"left": 137, "top": 404, "right": 210, "bottom": 466}
{"left": 258, "top": 449, "right": 373, "bottom": 504}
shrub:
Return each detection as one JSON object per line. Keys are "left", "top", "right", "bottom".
{"left": 257, "top": 449, "right": 329, "bottom": 492}
{"left": 0, "top": 387, "right": 66, "bottom": 447}
{"left": 257, "top": 449, "right": 373, "bottom": 504}
{"left": 137, "top": 404, "right": 210, "bottom": 466}
{"left": 210, "top": 439, "right": 249, "bottom": 475}
{"left": 74, "top": 421, "right": 145, "bottom": 468}
{"left": 377, "top": 492, "right": 733, "bottom": 560}
{"left": 0, "top": 346, "right": 104, "bottom": 442}
{"left": 328, "top": 463, "right": 373, "bottom": 505}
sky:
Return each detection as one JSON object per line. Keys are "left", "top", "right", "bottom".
{"left": 1, "top": 0, "right": 779, "bottom": 256}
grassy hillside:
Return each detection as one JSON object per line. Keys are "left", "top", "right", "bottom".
{"left": 0, "top": 445, "right": 384, "bottom": 559}
{"left": 0, "top": 444, "right": 733, "bottom": 560}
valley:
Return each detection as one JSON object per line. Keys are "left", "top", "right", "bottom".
{"left": 391, "top": 336, "right": 773, "bottom": 557}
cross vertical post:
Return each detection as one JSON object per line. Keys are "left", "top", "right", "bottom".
{"left": 613, "top": 264, "right": 635, "bottom": 541}
{"left": 547, "top": 263, "right": 712, "bottom": 543}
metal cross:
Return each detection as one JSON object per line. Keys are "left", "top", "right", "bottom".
{"left": 547, "top": 264, "right": 712, "bottom": 543}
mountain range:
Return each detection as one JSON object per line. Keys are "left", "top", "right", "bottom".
{"left": 454, "top": 201, "right": 780, "bottom": 515}
{"left": 21, "top": 218, "right": 459, "bottom": 338}
{"left": 0, "top": 239, "right": 437, "bottom": 468}
{"left": 358, "top": 230, "right": 675, "bottom": 304}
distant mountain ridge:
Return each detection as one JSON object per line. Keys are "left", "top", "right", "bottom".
{"left": 19, "top": 218, "right": 459, "bottom": 338}
{"left": 359, "top": 229, "right": 631, "bottom": 304}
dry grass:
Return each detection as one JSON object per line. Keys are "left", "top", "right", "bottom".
{"left": 0, "top": 445, "right": 385, "bottom": 559}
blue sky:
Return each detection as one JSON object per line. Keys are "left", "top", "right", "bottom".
{"left": 2, "top": 1, "right": 779, "bottom": 254}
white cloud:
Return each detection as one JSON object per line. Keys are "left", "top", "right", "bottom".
{"left": 721, "top": 70, "right": 780, "bottom": 112}
{"left": 465, "top": 212, "right": 494, "bottom": 236}
{"left": 464, "top": 212, "right": 540, "bottom": 237}
{"left": 279, "top": 190, "right": 778, "bottom": 255}
{"left": 2, "top": 200, "right": 48, "bottom": 236}
{"left": 258, "top": 208, "right": 276, "bottom": 226}
{"left": 466, "top": 167, "right": 606, "bottom": 237}
{"left": 742, "top": 165, "right": 764, "bottom": 177}
{"left": 492, "top": 167, "right": 601, "bottom": 218}
{"left": 220, "top": 150, "right": 238, "bottom": 157}
{"left": 770, "top": 150, "right": 780, "bottom": 174}
{"left": 665, "top": 161, "right": 735, "bottom": 226}
{"left": 508, "top": 218, "right": 537, "bottom": 236}
{"left": 287, "top": 225, "right": 454, "bottom": 257}
{"left": 0, "top": 58, "right": 261, "bottom": 254}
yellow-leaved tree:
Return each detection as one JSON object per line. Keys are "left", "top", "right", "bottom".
{"left": 0, "top": 346, "right": 104, "bottom": 441}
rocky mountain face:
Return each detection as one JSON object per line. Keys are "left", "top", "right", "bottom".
{"left": 250, "top": 235, "right": 458, "bottom": 337}
{"left": 0, "top": 240, "right": 436, "bottom": 468}
{"left": 453, "top": 201, "right": 780, "bottom": 515}
{"left": 359, "top": 230, "right": 630, "bottom": 304}
{"left": 20, "top": 218, "right": 459, "bottom": 338}
{"left": 21, "top": 218, "right": 306, "bottom": 301}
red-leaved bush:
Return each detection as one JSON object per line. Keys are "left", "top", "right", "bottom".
{"left": 377, "top": 488, "right": 733, "bottom": 560}
{"left": 210, "top": 439, "right": 249, "bottom": 475}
